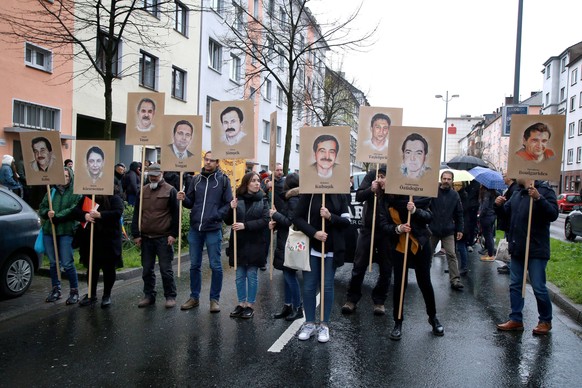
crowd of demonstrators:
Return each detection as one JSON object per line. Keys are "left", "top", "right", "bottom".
{"left": 225, "top": 172, "right": 270, "bottom": 319}
{"left": 1, "top": 155, "right": 23, "bottom": 197}
{"left": 478, "top": 185, "right": 499, "bottom": 262}
{"left": 495, "top": 175, "right": 519, "bottom": 274}
{"left": 342, "top": 166, "right": 392, "bottom": 316}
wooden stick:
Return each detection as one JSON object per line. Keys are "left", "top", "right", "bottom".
{"left": 233, "top": 161, "right": 238, "bottom": 271}
{"left": 177, "top": 172, "right": 183, "bottom": 278}
{"left": 522, "top": 185, "right": 535, "bottom": 298}
{"left": 88, "top": 195, "right": 95, "bottom": 299}
{"left": 320, "top": 194, "right": 326, "bottom": 323}
{"left": 397, "top": 195, "right": 413, "bottom": 320}
{"left": 368, "top": 164, "right": 379, "bottom": 272}
{"left": 138, "top": 147, "right": 146, "bottom": 231}
{"left": 269, "top": 170, "right": 275, "bottom": 280}
{"left": 46, "top": 185, "right": 61, "bottom": 281}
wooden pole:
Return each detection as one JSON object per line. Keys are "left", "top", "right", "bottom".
{"left": 522, "top": 187, "right": 535, "bottom": 298}
{"left": 368, "top": 164, "right": 379, "bottom": 272}
{"left": 233, "top": 161, "right": 238, "bottom": 271}
{"left": 46, "top": 185, "right": 61, "bottom": 281}
{"left": 269, "top": 171, "right": 275, "bottom": 280}
{"left": 397, "top": 195, "right": 413, "bottom": 320}
{"left": 320, "top": 194, "right": 326, "bottom": 323}
{"left": 177, "top": 172, "right": 183, "bottom": 278}
{"left": 138, "top": 147, "right": 146, "bottom": 231}
{"left": 88, "top": 195, "right": 95, "bottom": 299}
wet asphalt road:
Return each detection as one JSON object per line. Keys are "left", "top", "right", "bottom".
{"left": 1, "top": 248, "right": 581, "bottom": 387}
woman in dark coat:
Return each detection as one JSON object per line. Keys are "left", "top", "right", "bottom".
{"left": 270, "top": 173, "right": 303, "bottom": 321}
{"left": 225, "top": 172, "right": 270, "bottom": 319}
{"left": 478, "top": 185, "right": 498, "bottom": 261}
{"left": 74, "top": 194, "right": 124, "bottom": 308}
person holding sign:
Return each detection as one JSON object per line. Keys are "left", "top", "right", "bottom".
{"left": 494, "top": 179, "right": 558, "bottom": 335}
{"left": 379, "top": 195, "right": 444, "bottom": 340}
{"left": 293, "top": 193, "right": 350, "bottom": 343}
{"left": 363, "top": 113, "right": 391, "bottom": 152}
{"left": 39, "top": 167, "right": 82, "bottom": 305}
{"left": 515, "top": 123, "right": 555, "bottom": 163}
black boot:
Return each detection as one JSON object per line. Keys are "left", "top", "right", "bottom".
{"left": 390, "top": 321, "right": 402, "bottom": 341}
{"left": 429, "top": 316, "right": 444, "bottom": 336}
{"left": 285, "top": 306, "right": 304, "bottom": 321}
{"left": 273, "top": 304, "right": 293, "bottom": 319}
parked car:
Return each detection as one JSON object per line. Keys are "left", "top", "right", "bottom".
{"left": 565, "top": 205, "right": 582, "bottom": 241}
{"left": 556, "top": 192, "right": 582, "bottom": 213}
{"left": 0, "top": 185, "right": 41, "bottom": 298}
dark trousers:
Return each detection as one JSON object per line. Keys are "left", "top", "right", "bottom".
{"left": 346, "top": 229, "right": 392, "bottom": 305}
{"left": 392, "top": 241, "right": 437, "bottom": 322}
{"left": 141, "top": 236, "right": 177, "bottom": 299}
{"left": 88, "top": 256, "right": 116, "bottom": 298}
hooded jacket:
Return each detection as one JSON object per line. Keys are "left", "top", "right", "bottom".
{"left": 39, "top": 166, "right": 81, "bottom": 236}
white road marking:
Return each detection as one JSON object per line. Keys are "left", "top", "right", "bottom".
{"left": 268, "top": 293, "right": 320, "bottom": 353}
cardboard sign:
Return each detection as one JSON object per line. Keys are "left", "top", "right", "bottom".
{"left": 506, "top": 114, "right": 566, "bottom": 181}
{"left": 211, "top": 100, "right": 255, "bottom": 159}
{"left": 299, "top": 126, "right": 351, "bottom": 194}
{"left": 161, "top": 115, "right": 203, "bottom": 172}
{"left": 125, "top": 92, "right": 166, "bottom": 146}
{"left": 73, "top": 140, "right": 116, "bottom": 195}
{"left": 356, "top": 106, "right": 403, "bottom": 163}
{"left": 19, "top": 131, "right": 65, "bottom": 185}
{"left": 385, "top": 126, "right": 442, "bottom": 198}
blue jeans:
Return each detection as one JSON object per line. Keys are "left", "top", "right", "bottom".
{"left": 141, "top": 236, "right": 176, "bottom": 299}
{"left": 303, "top": 254, "right": 336, "bottom": 323}
{"left": 188, "top": 228, "right": 223, "bottom": 301}
{"left": 509, "top": 257, "right": 552, "bottom": 323}
{"left": 235, "top": 266, "right": 258, "bottom": 304}
{"left": 44, "top": 234, "right": 78, "bottom": 290}
{"left": 283, "top": 267, "right": 302, "bottom": 308}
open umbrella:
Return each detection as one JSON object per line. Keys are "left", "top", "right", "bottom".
{"left": 439, "top": 168, "right": 474, "bottom": 183}
{"left": 447, "top": 155, "right": 488, "bottom": 170}
{"left": 468, "top": 167, "right": 506, "bottom": 191}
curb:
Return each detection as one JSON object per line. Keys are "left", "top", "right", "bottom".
{"left": 547, "top": 281, "right": 582, "bottom": 325}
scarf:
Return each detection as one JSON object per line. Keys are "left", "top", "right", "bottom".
{"left": 388, "top": 207, "right": 419, "bottom": 255}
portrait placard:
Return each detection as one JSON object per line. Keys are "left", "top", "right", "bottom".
{"left": 506, "top": 115, "right": 565, "bottom": 182}
{"left": 299, "top": 126, "right": 351, "bottom": 194}
{"left": 73, "top": 140, "right": 116, "bottom": 195}
{"left": 19, "top": 131, "right": 65, "bottom": 185}
{"left": 356, "top": 106, "right": 403, "bottom": 163}
{"left": 211, "top": 100, "right": 255, "bottom": 159}
{"left": 269, "top": 111, "right": 277, "bottom": 174}
{"left": 125, "top": 92, "right": 165, "bottom": 146}
{"left": 385, "top": 126, "right": 442, "bottom": 198}
{"left": 161, "top": 115, "right": 203, "bottom": 172}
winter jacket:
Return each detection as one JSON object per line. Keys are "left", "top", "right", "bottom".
{"left": 122, "top": 163, "right": 141, "bottom": 198}
{"left": 271, "top": 187, "right": 300, "bottom": 270}
{"left": 38, "top": 167, "right": 81, "bottom": 236}
{"left": 355, "top": 169, "right": 388, "bottom": 231}
{"left": 379, "top": 195, "right": 433, "bottom": 250}
{"left": 132, "top": 180, "right": 179, "bottom": 239}
{"left": 478, "top": 188, "right": 498, "bottom": 218}
{"left": 0, "top": 156, "right": 21, "bottom": 190}
{"left": 496, "top": 181, "right": 519, "bottom": 232}
{"left": 182, "top": 169, "right": 233, "bottom": 232}
{"left": 429, "top": 186, "right": 463, "bottom": 237}
{"left": 225, "top": 191, "right": 270, "bottom": 267}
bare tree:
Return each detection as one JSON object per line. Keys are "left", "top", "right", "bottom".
{"left": 219, "top": 0, "right": 375, "bottom": 173}
{"left": 0, "top": 0, "right": 198, "bottom": 140}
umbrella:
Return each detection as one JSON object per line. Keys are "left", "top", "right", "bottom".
{"left": 447, "top": 155, "right": 488, "bottom": 170}
{"left": 468, "top": 167, "right": 507, "bottom": 191}
{"left": 439, "top": 168, "right": 474, "bottom": 183}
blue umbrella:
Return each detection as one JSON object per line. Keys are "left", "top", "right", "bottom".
{"left": 468, "top": 167, "right": 507, "bottom": 191}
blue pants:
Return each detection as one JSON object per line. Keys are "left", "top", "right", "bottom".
{"left": 283, "top": 267, "right": 302, "bottom": 308}
{"left": 235, "top": 266, "right": 258, "bottom": 304}
{"left": 44, "top": 234, "right": 78, "bottom": 290}
{"left": 188, "top": 228, "right": 223, "bottom": 301}
{"left": 303, "top": 254, "right": 336, "bottom": 323}
{"left": 509, "top": 257, "right": 552, "bottom": 323}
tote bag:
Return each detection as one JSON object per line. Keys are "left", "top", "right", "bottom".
{"left": 284, "top": 195, "right": 313, "bottom": 271}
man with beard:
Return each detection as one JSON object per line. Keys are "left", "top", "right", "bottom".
{"left": 30, "top": 136, "right": 56, "bottom": 172}
{"left": 132, "top": 164, "right": 180, "bottom": 308}
{"left": 220, "top": 106, "right": 247, "bottom": 145}
{"left": 429, "top": 171, "right": 464, "bottom": 290}
{"left": 311, "top": 134, "right": 339, "bottom": 179}
{"left": 136, "top": 98, "right": 156, "bottom": 132}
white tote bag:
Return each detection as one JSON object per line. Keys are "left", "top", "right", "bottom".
{"left": 283, "top": 195, "right": 313, "bottom": 271}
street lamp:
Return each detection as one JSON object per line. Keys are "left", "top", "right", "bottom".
{"left": 435, "top": 91, "right": 459, "bottom": 162}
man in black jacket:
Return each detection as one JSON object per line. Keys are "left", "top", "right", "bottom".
{"left": 429, "top": 171, "right": 464, "bottom": 290}
{"left": 496, "top": 175, "right": 520, "bottom": 274}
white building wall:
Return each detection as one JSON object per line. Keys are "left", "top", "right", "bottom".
{"left": 563, "top": 55, "right": 582, "bottom": 192}
{"left": 445, "top": 116, "right": 483, "bottom": 161}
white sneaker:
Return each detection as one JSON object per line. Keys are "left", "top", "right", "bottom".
{"left": 298, "top": 323, "right": 316, "bottom": 340}
{"left": 318, "top": 325, "right": 330, "bottom": 343}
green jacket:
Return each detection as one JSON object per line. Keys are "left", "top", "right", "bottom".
{"left": 38, "top": 167, "right": 81, "bottom": 236}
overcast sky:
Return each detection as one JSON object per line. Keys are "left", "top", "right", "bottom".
{"left": 309, "top": 0, "right": 582, "bottom": 128}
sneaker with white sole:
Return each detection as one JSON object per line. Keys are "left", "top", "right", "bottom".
{"left": 318, "top": 325, "right": 330, "bottom": 343}
{"left": 298, "top": 323, "right": 317, "bottom": 341}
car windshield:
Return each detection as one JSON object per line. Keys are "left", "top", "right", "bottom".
{"left": 567, "top": 195, "right": 581, "bottom": 202}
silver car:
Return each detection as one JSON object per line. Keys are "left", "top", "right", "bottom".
{"left": 564, "top": 205, "right": 582, "bottom": 241}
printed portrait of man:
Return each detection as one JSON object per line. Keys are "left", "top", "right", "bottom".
{"left": 136, "top": 97, "right": 157, "bottom": 132}
{"left": 363, "top": 113, "right": 391, "bottom": 152}
{"left": 400, "top": 133, "right": 431, "bottom": 179}
{"left": 515, "top": 122, "right": 555, "bottom": 163}
{"left": 168, "top": 120, "right": 194, "bottom": 160}
{"left": 30, "top": 136, "right": 56, "bottom": 172}
{"left": 86, "top": 146, "right": 105, "bottom": 184}
{"left": 220, "top": 106, "right": 246, "bottom": 145}
{"left": 311, "top": 134, "right": 339, "bottom": 179}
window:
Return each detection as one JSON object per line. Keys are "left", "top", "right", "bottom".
{"left": 569, "top": 122, "right": 575, "bottom": 138}
{"left": 278, "top": 47, "right": 285, "bottom": 69}
{"left": 143, "top": 0, "right": 159, "bottom": 17}
{"left": 262, "top": 120, "right": 270, "bottom": 142}
{"left": 545, "top": 93, "right": 549, "bottom": 107}
{"left": 546, "top": 64, "right": 551, "bottom": 79}
{"left": 560, "top": 87, "right": 565, "bottom": 101}
{"left": 579, "top": 119, "right": 582, "bottom": 136}
{"left": 298, "top": 34, "right": 305, "bottom": 52}
{"left": 276, "top": 125, "right": 282, "bottom": 146}
{"left": 572, "top": 68, "right": 578, "bottom": 85}
{"left": 13, "top": 100, "right": 61, "bottom": 131}
{"left": 253, "top": 0, "right": 259, "bottom": 18}
{"left": 263, "top": 78, "right": 272, "bottom": 101}
{"left": 279, "top": 6, "right": 286, "bottom": 26}
{"left": 266, "top": 36, "right": 275, "bottom": 59}
{"left": 295, "top": 135, "right": 300, "bottom": 152}
{"left": 230, "top": 54, "right": 241, "bottom": 83}
{"left": 277, "top": 86, "right": 284, "bottom": 107}
{"left": 567, "top": 149, "right": 574, "bottom": 164}
{"left": 0, "top": 192, "right": 22, "bottom": 216}
{"left": 139, "top": 51, "right": 158, "bottom": 89}
{"left": 208, "top": 39, "right": 222, "bottom": 72}
{"left": 175, "top": 1, "right": 188, "bottom": 36}
{"left": 25, "top": 43, "right": 52, "bottom": 72}
{"left": 96, "top": 31, "right": 121, "bottom": 77}
{"left": 561, "top": 56, "right": 567, "bottom": 72}
{"left": 267, "top": 0, "right": 274, "bottom": 16}
{"left": 233, "top": 4, "right": 244, "bottom": 32}
{"left": 211, "top": 0, "right": 224, "bottom": 15}
{"left": 172, "top": 66, "right": 186, "bottom": 100}
{"left": 205, "top": 96, "right": 217, "bottom": 124}
{"left": 571, "top": 95, "right": 577, "bottom": 111}
{"left": 577, "top": 147, "right": 582, "bottom": 163}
